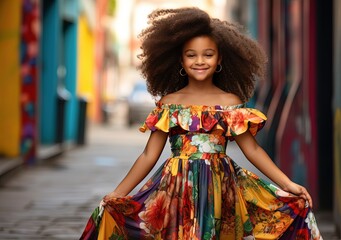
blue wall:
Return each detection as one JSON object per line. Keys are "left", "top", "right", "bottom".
{"left": 63, "top": 21, "right": 79, "bottom": 141}
{"left": 39, "top": 0, "right": 79, "bottom": 145}
{"left": 40, "top": 0, "right": 59, "bottom": 144}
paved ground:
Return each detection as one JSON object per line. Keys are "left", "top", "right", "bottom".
{"left": 0, "top": 120, "right": 339, "bottom": 239}
{"left": 0, "top": 123, "right": 149, "bottom": 239}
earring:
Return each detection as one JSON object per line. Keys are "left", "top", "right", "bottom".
{"left": 179, "top": 68, "right": 187, "bottom": 76}
{"left": 215, "top": 64, "right": 222, "bottom": 73}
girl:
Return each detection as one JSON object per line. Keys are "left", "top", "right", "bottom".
{"left": 80, "top": 7, "right": 322, "bottom": 239}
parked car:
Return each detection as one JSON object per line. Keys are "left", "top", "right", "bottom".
{"left": 127, "top": 81, "right": 155, "bottom": 126}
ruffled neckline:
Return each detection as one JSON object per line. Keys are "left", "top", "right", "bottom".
{"left": 140, "top": 102, "right": 267, "bottom": 139}
{"left": 156, "top": 101, "right": 245, "bottom": 111}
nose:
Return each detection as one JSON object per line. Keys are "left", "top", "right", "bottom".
{"left": 196, "top": 56, "right": 204, "bottom": 64}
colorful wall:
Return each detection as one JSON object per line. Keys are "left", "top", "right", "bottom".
{"left": 274, "top": 0, "right": 319, "bottom": 207}
{"left": 61, "top": 3, "right": 79, "bottom": 142}
{"left": 0, "top": 0, "right": 82, "bottom": 162}
{"left": 77, "top": 0, "right": 112, "bottom": 124}
{"left": 77, "top": 13, "right": 95, "bottom": 119}
{"left": 333, "top": 0, "right": 341, "bottom": 233}
{"left": 40, "top": 0, "right": 79, "bottom": 145}
{"left": 0, "top": 0, "right": 39, "bottom": 163}
{"left": 0, "top": 1, "right": 21, "bottom": 157}
{"left": 232, "top": 0, "right": 334, "bottom": 210}
{"left": 21, "top": 0, "right": 40, "bottom": 163}
{"left": 39, "top": 0, "right": 59, "bottom": 144}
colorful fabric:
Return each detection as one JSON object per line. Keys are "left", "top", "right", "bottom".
{"left": 80, "top": 102, "right": 322, "bottom": 240}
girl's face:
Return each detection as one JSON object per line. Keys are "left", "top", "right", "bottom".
{"left": 181, "top": 35, "right": 221, "bottom": 83}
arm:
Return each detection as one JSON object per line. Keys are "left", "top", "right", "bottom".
{"left": 234, "top": 131, "right": 313, "bottom": 208}
{"left": 104, "top": 130, "right": 168, "bottom": 200}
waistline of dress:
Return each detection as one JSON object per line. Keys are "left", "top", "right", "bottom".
{"left": 170, "top": 150, "right": 227, "bottom": 160}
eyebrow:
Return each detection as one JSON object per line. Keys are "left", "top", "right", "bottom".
{"left": 184, "top": 49, "right": 216, "bottom": 53}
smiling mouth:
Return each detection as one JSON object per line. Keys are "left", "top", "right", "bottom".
{"left": 192, "top": 68, "right": 208, "bottom": 71}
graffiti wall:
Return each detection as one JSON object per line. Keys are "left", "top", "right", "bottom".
{"left": 334, "top": 0, "right": 341, "bottom": 232}
{"left": 275, "top": 0, "right": 318, "bottom": 205}
{"left": 20, "top": 0, "right": 40, "bottom": 163}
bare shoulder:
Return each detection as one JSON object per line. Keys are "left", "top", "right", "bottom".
{"left": 216, "top": 92, "right": 244, "bottom": 106}
{"left": 160, "top": 90, "right": 243, "bottom": 107}
{"left": 159, "top": 92, "right": 185, "bottom": 104}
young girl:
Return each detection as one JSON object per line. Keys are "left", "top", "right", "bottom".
{"left": 80, "top": 7, "right": 322, "bottom": 240}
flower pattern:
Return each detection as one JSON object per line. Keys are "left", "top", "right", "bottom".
{"left": 80, "top": 102, "right": 323, "bottom": 240}
{"left": 138, "top": 191, "right": 170, "bottom": 235}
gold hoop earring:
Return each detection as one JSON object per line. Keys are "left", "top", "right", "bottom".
{"left": 215, "top": 64, "right": 222, "bottom": 73}
{"left": 179, "top": 68, "right": 187, "bottom": 76}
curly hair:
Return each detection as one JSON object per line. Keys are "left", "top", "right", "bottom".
{"left": 138, "top": 7, "right": 267, "bottom": 102}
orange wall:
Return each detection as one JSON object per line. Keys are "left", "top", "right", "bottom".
{"left": 0, "top": 1, "right": 21, "bottom": 157}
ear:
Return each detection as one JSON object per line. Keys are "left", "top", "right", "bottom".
{"left": 218, "top": 55, "right": 222, "bottom": 64}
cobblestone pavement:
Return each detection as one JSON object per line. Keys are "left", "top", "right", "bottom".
{"left": 0, "top": 122, "right": 339, "bottom": 239}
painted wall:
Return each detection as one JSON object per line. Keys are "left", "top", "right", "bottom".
{"left": 93, "top": 0, "right": 108, "bottom": 123}
{"left": 0, "top": 1, "right": 21, "bottom": 157}
{"left": 275, "top": 0, "right": 319, "bottom": 205}
{"left": 21, "top": 0, "right": 40, "bottom": 164}
{"left": 63, "top": 21, "right": 79, "bottom": 141}
{"left": 39, "top": 0, "right": 60, "bottom": 144}
{"left": 232, "top": 0, "right": 334, "bottom": 208}
{"left": 333, "top": 0, "right": 341, "bottom": 232}
{"left": 77, "top": 14, "right": 95, "bottom": 119}
{"left": 61, "top": 1, "right": 79, "bottom": 141}
{"left": 40, "top": 0, "right": 79, "bottom": 145}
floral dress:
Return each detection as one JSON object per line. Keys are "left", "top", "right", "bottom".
{"left": 80, "top": 102, "right": 323, "bottom": 240}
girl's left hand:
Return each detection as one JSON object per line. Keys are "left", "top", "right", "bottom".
{"left": 284, "top": 181, "right": 313, "bottom": 208}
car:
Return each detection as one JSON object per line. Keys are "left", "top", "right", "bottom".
{"left": 127, "top": 81, "right": 155, "bottom": 126}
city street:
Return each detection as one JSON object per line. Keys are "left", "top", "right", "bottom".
{"left": 1, "top": 1, "right": 340, "bottom": 239}
{"left": 0, "top": 118, "right": 338, "bottom": 239}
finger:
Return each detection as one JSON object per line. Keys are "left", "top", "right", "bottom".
{"left": 306, "top": 192, "right": 313, "bottom": 208}
{"left": 301, "top": 189, "right": 313, "bottom": 208}
{"left": 303, "top": 190, "right": 312, "bottom": 208}
{"left": 100, "top": 199, "right": 106, "bottom": 206}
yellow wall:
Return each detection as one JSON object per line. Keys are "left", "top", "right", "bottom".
{"left": 0, "top": 1, "right": 21, "bottom": 157}
{"left": 77, "top": 14, "right": 95, "bottom": 120}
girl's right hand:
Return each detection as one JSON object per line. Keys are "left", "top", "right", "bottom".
{"left": 101, "top": 191, "right": 124, "bottom": 206}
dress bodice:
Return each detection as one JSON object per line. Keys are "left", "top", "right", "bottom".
{"left": 169, "top": 131, "right": 227, "bottom": 160}
{"left": 140, "top": 102, "right": 267, "bottom": 158}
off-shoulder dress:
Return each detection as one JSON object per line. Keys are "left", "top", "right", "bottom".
{"left": 80, "top": 102, "right": 322, "bottom": 240}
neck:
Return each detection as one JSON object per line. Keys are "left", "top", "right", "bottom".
{"left": 186, "top": 79, "right": 216, "bottom": 93}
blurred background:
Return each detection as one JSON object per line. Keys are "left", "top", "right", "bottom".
{"left": 0, "top": 0, "right": 340, "bottom": 238}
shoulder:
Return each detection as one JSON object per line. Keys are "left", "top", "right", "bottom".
{"left": 159, "top": 90, "right": 244, "bottom": 106}
{"left": 159, "top": 92, "right": 185, "bottom": 104}
{"left": 215, "top": 92, "right": 244, "bottom": 106}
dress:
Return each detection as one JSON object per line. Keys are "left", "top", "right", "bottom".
{"left": 80, "top": 102, "right": 322, "bottom": 240}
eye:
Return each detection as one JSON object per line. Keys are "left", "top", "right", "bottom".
{"left": 186, "top": 54, "right": 195, "bottom": 58}
{"left": 204, "top": 51, "right": 215, "bottom": 57}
